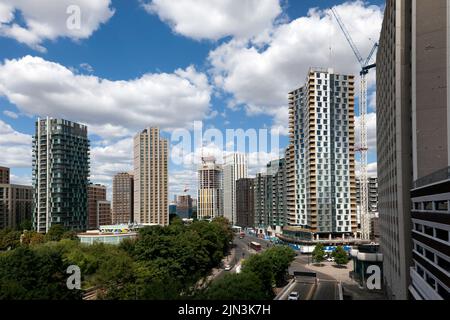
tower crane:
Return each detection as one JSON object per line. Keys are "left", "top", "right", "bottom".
{"left": 330, "top": 7, "right": 378, "bottom": 240}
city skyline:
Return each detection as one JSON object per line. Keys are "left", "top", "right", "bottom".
{"left": 0, "top": 0, "right": 382, "bottom": 201}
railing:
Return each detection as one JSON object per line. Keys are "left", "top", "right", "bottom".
{"left": 413, "top": 166, "right": 450, "bottom": 189}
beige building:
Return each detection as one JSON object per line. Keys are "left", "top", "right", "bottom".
{"left": 87, "top": 184, "right": 111, "bottom": 230}
{"left": 0, "top": 166, "right": 10, "bottom": 184}
{"left": 134, "top": 127, "right": 168, "bottom": 226}
{"left": 0, "top": 183, "right": 33, "bottom": 230}
{"left": 197, "top": 157, "right": 223, "bottom": 220}
{"left": 112, "top": 172, "right": 134, "bottom": 224}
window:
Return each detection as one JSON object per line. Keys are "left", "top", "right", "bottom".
{"left": 425, "top": 249, "right": 435, "bottom": 262}
{"left": 437, "top": 256, "right": 450, "bottom": 273}
{"left": 424, "top": 202, "right": 433, "bottom": 210}
{"left": 424, "top": 225, "right": 434, "bottom": 237}
{"left": 426, "top": 274, "right": 436, "bottom": 289}
{"left": 415, "top": 223, "right": 423, "bottom": 233}
{"left": 436, "top": 228, "right": 449, "bottom": 242}
{"left": 435, "top": 201, "right": 448, "bottom": 211}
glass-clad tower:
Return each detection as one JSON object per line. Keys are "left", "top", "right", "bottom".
{"left": 33, "top": 118, "right": 90, "bottom": 233}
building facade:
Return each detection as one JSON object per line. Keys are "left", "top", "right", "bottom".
{"left": 0, "top": 166, "right": 9, "bottom": 184}
{"left": 176, "top": 195, "right": 193, "bottom": 219}
{"left": 0, "top": 183, "right": 33, "bottom": 230}
{"left": 377, "top": 0, "right": 418, "bottom": 300}
{"left": 33, "top": 118, "right": 90, "bottom": 233}
{"left": 133, "top": 127, "right": 168, "bottom": 226}
{"left": 223, "top": 153, "right": 248, "bottom": 225}
{"left": 236, "top": 178, "right": 255, "bottom": 228}
{"left": 197, "top": 157, "right": 223, "bottom": 219}
{"left": 407, "top": 0, "right": 450, "bottom": 301}
{"left": 87, "top": 184, "right": 111, "bottom": 230}
{"left": 266, "top": 159, "right": 287, "bottom": 233}
{"left": 254, "top": 173, "right": 268, "bottom": 232}
{"left": 112, "top": 172, "right": 134, "bottom": 224}
{"left": 288, "top": 68, "right": 357, "bottom": 240}
{"left": 356, "top": 177, "right": 379, "bottom": 239}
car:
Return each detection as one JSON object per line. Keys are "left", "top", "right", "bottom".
{"left": 326, "top": 257, "right": 335, "bottom": 262}
{"left": 288, "top": 292, "right": 300, "bottom": 301}
{"left": 224, "top": 264, "right": 232, "bottom": 271}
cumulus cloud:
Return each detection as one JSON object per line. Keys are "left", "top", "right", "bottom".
{"left": 208, "top": 1, "right": 382, "bottom": 133}
{"left": 143, "top": 0, "right": 282, "bottom": 41}
{"left": 3, "top": 110, "right": 19, "bottom": 119}
{"left": 0, "top": 56, "right": 212, "bottom": 137}
{"left": 0, "top": 0, "right": 114, "bottom": 52}
{"left": 0, "top": 119, "right": 32, "bottom": 168}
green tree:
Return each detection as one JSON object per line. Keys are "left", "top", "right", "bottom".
{"left": 264, "top": 246, "right": 296, "bottom": 286}
{"left": 332, "top": 246, "right": 349, "bottom": 266}
{"left": 45, "top": 224, "right": 66, "bottom": 242}
{"left": 242, "top": 253, "right": 275, "bottom": 297}
{"left": 202, "top": 272, "right": 270, "bottom": 300}
{"left": 312, "top": 244, "right": 326, "bottom": 265}
{"left": 18, "top": 219, "right": 32, "bottom": 231}
{"left": 21, "top": 231, "right": 45, "bottom": 246}
{"left": 0, "top": 229, "right": 21, "bottom": 251}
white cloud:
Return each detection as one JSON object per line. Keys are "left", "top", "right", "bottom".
{"left": 0, "top": 0, "right": 114, "bottom": 52}
{"left": 0, "top": 119, "right": 32, "bottom": 168}
{"left": 10, "top": 174, "right": 32, "bottom": 186}
{"left": 208, "top": 1, "right": 383, "bottom": 132}
{"left": 0, "top": 56, "right": 212, "bottom": 137}
{"left": 143, "top": 0, "right": 282, "bottom": 41}
{"left": 3, "top": 110, "right": 19, "bottom": 119}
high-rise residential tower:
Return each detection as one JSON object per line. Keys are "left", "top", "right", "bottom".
{"left": 133, "top": 128, "right": 168, "bottom": 226}
{"left": 236, "top": 178, "right": 255, "bottom": 228}
{"left": 176, "top": 195, "right": 193, "bottom": 219}
{"left": 377, "top": 0, "right": 413, "bottom": 300}
{"left": 223, "top": 153, "right": 248, "bottom": 225}
{"left": 197, "top": 156, "right": 223, "bottom": 220}
{"left": 286, "top": 68, "right": 357, "bottom": 240}
{"left": 33, "top": 118, "right": 90, "bottom": 233}
{"left": 112, "top": 172, "right": 134, "bottom": 224}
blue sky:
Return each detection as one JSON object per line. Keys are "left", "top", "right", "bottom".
{"left": 0, "top": 0, "right": 384, "bottom": 199}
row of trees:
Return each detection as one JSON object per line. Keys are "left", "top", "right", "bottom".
{"left": 199, "top": 246, "right": 296, "bottom": 300}
{"left": 0, "top": 217, "right": 234, "bottom": 300}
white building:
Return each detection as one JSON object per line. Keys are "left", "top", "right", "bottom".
{"left": 197, "top": 157, "right": 223, "bottom": 219}
{"left": 223, "top": 153, "right": 248, "bottom": 225}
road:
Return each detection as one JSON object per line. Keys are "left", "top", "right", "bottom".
{"left": 280, "top": 254, "right": 339, "bottom": 300}
{"left": 213, "top": 234, "right": 273, "bottom": 282}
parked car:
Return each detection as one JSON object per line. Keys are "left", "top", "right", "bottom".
{"left": 326, "top": 257, "right": 335, "bottom": 262}
{"left": 288, "top": 292, "right": 300, "bottom": 301}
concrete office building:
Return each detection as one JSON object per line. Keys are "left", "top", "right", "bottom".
{"left": 33, "top": 118, "right": 90, "bottom": 233}
{"left": 112, "top": 172, "right": 134, "bottom": 224}
{"left": 88, "top": 184, "right": 111, "bottom": 230}
{"left": 287, "top": 68, "right": 357, "bottom": 240}
{"left": 236, "top": 178, "right": 255, "bottom": 228}
{"left": 197, "top": 157, "right": 223, "bottom": 219}
{"left": 223, "top": 153, "right": 248, "bottom": 225}
{"left": 134, "top": 127, "right": 168, "bottom": 226}
{"left": 0, "top": 183, "right": 33, "bottom": 230}
{"left": 356, "top": 177, "right": 379, "bottom": 239}
{"left": 0, "top": 166, "right": 9, "bottom": 184}
{"left": 407, "top": 0, "right": 450, "bottom": 301}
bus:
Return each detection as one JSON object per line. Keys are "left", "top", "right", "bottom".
{"left": 250, "top": 242, "right": 262, "bottom": 252}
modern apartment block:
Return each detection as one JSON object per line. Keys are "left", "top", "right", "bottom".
{"left": 223, "top": 153, "right": 248, "bottom": 225}
{"left": 236, "top": 178, "right": 255, "bottom": 228}
{"left": 87, "top": 184, "right": 111, "bottom": 230}
{"left": 266, "top": 159, "right": 287, "bottom": 233}
{"left": 176, "top": 195, "right": 193, "bottom": 219}
{"left": 197, "top": 156, "right": 223, "bottom": 219}
{"left": 287, "top": 68, "right": 357, "bottom": 240}
{"left": 356, "top": 177, "right": 379, "bottom": 239}
{"left": 0, "top": 166, "right": 9, "bottom": 184}
{"left": 254, "top": 173, "right": 268, "bottom": 232}
{"left": 0, "top": 183, "right": 32, "bottom": 230}
{"left": 33, "top": 118, "right": 90, "bottom": 233}
{"left": 112, "top": 172, "right": 134, "bottom": 224}
{"left": 133, "top": 127, "right": 168, "bottom": 226}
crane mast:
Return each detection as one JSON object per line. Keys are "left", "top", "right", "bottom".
{"left": 330, "top": 7, "right": 378, "bottom": 240}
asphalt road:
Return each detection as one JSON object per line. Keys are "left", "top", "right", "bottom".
{"left": 213, "top": 234, "right": 272, "bottom": 282}
{"left": 284, "top": 255, "right": 339, "bottom": 300}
